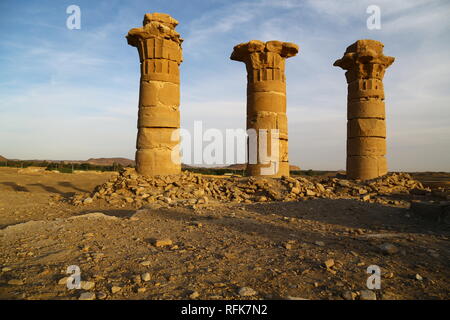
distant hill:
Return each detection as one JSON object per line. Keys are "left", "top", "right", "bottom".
{"left": 0, "top": 155, "right": 8, "bottom": 162}
{"left": 86, "top": 158, "right": 135, "bottom": 166}
{"left": 224, "top": 163, "right": 301, "bottom": 171}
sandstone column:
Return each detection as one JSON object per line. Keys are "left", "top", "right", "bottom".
{"left": 231, "top": 40, "right": 298, "bottom": 177}
{"left": 334, "top": 39, "right": 394, "bottom": 180}
{"left": 126, "top": 13, "right": 183, "bottom": 176}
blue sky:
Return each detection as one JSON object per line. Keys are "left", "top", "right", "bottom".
{"left": 0, "top": 0, "right": 449, "bottom": 171}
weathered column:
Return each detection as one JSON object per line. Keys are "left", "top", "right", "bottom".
{"left": 231, "top": 40, "right": 298, "bottom": 177}
{"left": 126, "top": 13, "right": 182, "bottom": 176}
{"left": 334, "top": 39, "right": 394, "bottom": 180}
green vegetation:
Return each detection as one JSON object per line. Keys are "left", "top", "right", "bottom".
{"left": 0, "top": 160, "right": 126, "bottom": 173}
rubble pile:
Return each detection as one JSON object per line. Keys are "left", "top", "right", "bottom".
{"left": 70, "top": 169, "right": 431, "bottom": 208}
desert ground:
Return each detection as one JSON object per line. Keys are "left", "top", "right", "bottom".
{"left": 0, "top": 167, "right": 449, "bottom": 300}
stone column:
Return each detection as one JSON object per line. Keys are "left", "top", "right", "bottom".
{"left": 231, "top": 40, "right": 298, "bottom": 177}
{"left": 126, "top": 13, "right": 183, "bottom": 176}
{"left": 334, "top": 39, "right": 394, "bottom": 180}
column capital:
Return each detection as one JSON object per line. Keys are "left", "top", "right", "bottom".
{"left": 126, "top": 12, "right": 183, "bottom": 47}
{"left": 231, "top": 40, "right": 298, "bottom": 67}
{"left": 334, "top": 39, "right": 394, "bottom": 82}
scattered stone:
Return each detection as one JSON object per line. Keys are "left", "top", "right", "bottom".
{"left": 97, "top": 292, "right": 107, "bottom": 300}
{"left": 151, "top": 238, "right": 173, "bottom": 247}
{"left": 58, "top": 277, "right": 69, "bottom": 285}
{"left": 7, "top": 279, "right": 24, "bottom": 286}
{"left": 314, "top": 241, "right": 325, "bottom": 247}
{"left": 141, "top": 272, "right": 151, "bottom": 282}
{"left": 83, "top": 197, "right": 93, "bottom": 205}
{"left": 189, "top": 291, "right": 200, "bottom": 299}
{"left": 79, "top": 292, "right": 95, "bottom": 300}
{"left": 359, "top": 290, "right": 377, "bottom": 300}
{"left": 137, "top": 287, "right": 147, "bottom": 293}
{"left": 342, "top": 291, "right": 357, "bottom": 300}
{"left": 81, "top": 281, "right": 95, "bottom": 290}
{"left": 111, "top": 286, "right": 122, "bottom": 294}
{"left": 140, "top": 260, "right": 151, "bottom": 266}
{"left": 324, "top": 259, "right": 335, "bottom": 269}
{"left": 285, "top": 296, "right": 308, "bottom": 300}
{"left": 2, "top": 267, "right": 12, "bottom": 272}
{"left": 238, "top": 287, "right": 257, "bottom": 297}
{"left": 379, "top": 243, "right": 399, "bottom": 255}
{"left": 415, "top": 274, "right": 423, "bottom": 281}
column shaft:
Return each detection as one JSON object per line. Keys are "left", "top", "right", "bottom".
{"left": 334, "top": 40, "right": 394, "bottom": 180}
{"left": 231, "top": 40, "right": 298, "bottom": 177}
{"left": 127, "top": 13, "right": 183, "bottom": 176}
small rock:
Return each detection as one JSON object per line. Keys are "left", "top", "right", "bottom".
{"left": 111, "top": 286, "right": 122, "bottom": 294}
{"left": 360, "top": 290, "right": 377, "bottom": 300}
{"left": 379, "top": 243, "right": 399, "bottom": 255}
{"left": 81, "top": 281, "right": 95, "bottom": 290}
{"left": 58, "top": 277, "right": 69, "bottom": 285}
{"left": 238, "top": 287, "right": 257, "bottom": 297}
{"left": 342, "top": 291, "right": 357, "bottom": 300}
{"left": 97, "top": 292, "right": 107, "bottom": 300}
{"left": 83, "top": 197, "right": 93, "bottom": 204}
{"left": 137, "top": 287, "right": 147, "bottom": 293}
{"left": 152, "top": 238, "right": 173, "bottom": 247}
{"left": 2, "top": 267, "right": 12, "bottom": 272}
{"left": 140, "top": 260, "right": 151, "bottom": 266}
{"left": 415, "top": 274, "right": 423, "bottom": 281}
{"left": 79, "top": 292, "right": 95, "bottom": 300}
{"left": 189, "top": 291, "right": 200, "bottom": 299}
{"left": 7, "top": 279, "right": 24, "bottom": 286}
{"left": 141, "top": 272, "right": 151, "bottom": 282}
{"left": 324, "top": 259, "right": 335, "bottom": 269}
{"left": 286, "top": 296, "right": 308, "bottom": 300}
{"left": 291, "top": 187, "right": 300, "bottom": 194}
{"left": 314, "top": 241, "right": 325, "bottom": 246}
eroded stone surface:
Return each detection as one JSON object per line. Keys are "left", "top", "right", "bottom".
{"left": 127, "top": 13, "right": 183, "bottom": 176}
{"left": 231, "top": 40, "right": 298, "bottom": 177}
{"left": 334, "top": 39, "right": 394, "bottom": 180}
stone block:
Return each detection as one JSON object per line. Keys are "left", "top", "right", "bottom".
{"left": 348, "top": 99, "right": 385, "bottom": 120}
{"left": 348, "top": 118, "right": 386, "bottom": 138}
{"left": 347, "top": 137, "right": 386, "bottom": 156}
{"left": 346, "top": 155, "right": 387, "bottom": 180}
{"left": 136, "top": 128, "right": 179, "bottom": 149}
{"left": 138, "top": 106, "right": 179, "bottom": 128}
{"left": 139, "top": 81, "right": 179, "bottom": 107}
{"left": 136, "top": 149, "right": 181, "bottom": 176}
{"left": 247, "top": 92, "right": 286, "bottom": 113}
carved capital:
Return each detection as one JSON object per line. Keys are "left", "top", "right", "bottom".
{"left": 334, "top": 39, "right": 394, "bottom": 82}
{"left": 231, "top": 40, "right": 298, "bottom": 83}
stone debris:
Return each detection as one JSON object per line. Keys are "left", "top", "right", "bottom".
{"left": 378, "top": 243, "right": 399, "bottom": 255}
{"left": 359, "top": 290, "right": 377, "bottom": 300}
{"left": 141, "top": 272, "right": 151, "bottom": 282}
{"left": 79, "top": 292, "right": 96, "bottom": 300}
{"left": 238, "top": 287, "right": 257, "bottom": 297}
{"left": 151, "top": 238, "right": 173, "bottom": 247}
{"left": 7, "top": 279, "right": 24, "bottom": 286}
{"left": 81, "top": 281, "right": 95, "bottom": 290}
{"left": 111, "top": 286, "right": 122, "bottom": 294}
{"left": 70, "top": 169, "right": 426, "bottom": 209}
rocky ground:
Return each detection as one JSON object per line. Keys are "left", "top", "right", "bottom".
{"left": 0, "top": 167, "right": 449, "bottom": 300}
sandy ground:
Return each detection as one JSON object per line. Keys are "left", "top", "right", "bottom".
{"left": 0, "top": 167, "right": 449, "bottom": 300}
